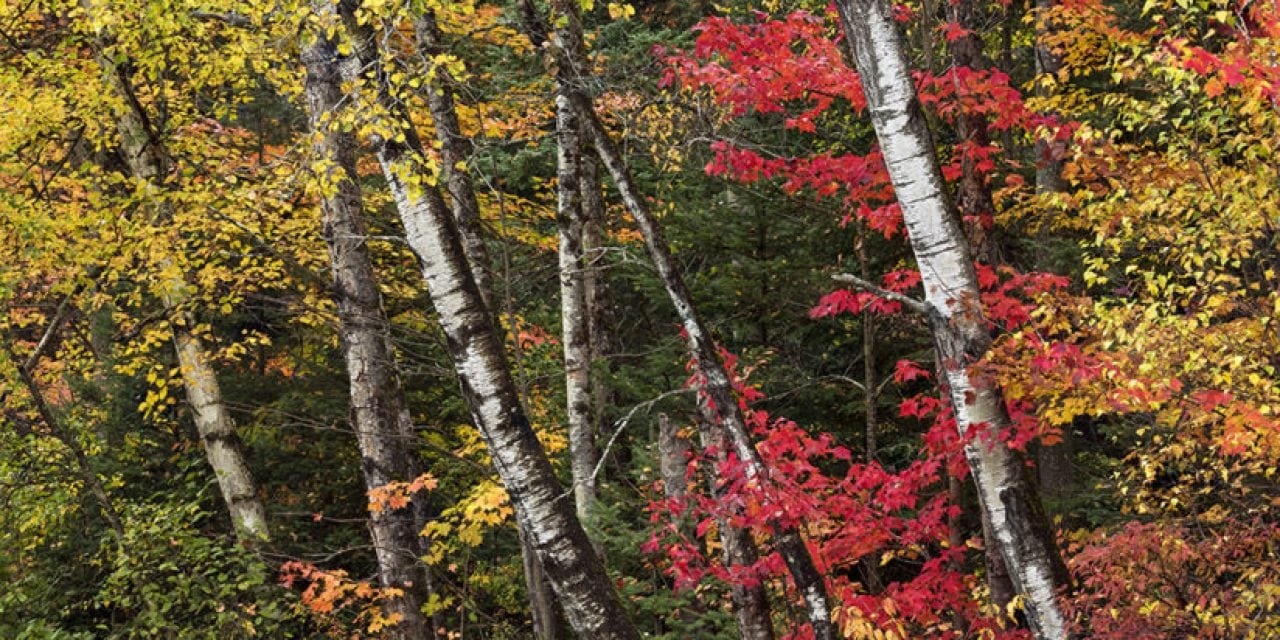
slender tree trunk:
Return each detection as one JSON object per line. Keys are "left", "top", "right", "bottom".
{"left": 856, "top": 225, "right": 884, "bottom": 594}
{"left": 520, "top": 526, "right": 564, "bottom": 640}
{"left": 300, "top": 28, "right": 433, "bottom": 639}
{"left": 525, "top": 2, "right": 828, "bottom": 632}
{"left": 412, "top": 10, "right": 494, "bottom": 308}
{"left": 581, "top": 150, "right": 614, "bottom": 489}
{"left": 335, "top": 11, "right": 639, "bottom": 638}
{"left": 168, "top": 330, "right": 269, "bottom": 539}
{"left": 834, "top": 2, "right": 1070, "bottom": 638}
{"left": 946, "top": 0, "right": 1019, "bottom": 607}
{"left": 947, "top": 0, "right": 1000, "bottom": 265}
{"left": 696, "top": 421, "right": 777, "bottom": 640}
{"left": 5, "top": 338, "right": 124, "bottom": 543}
{"left": 415, "top": 10, "right": 568, "bottom": 631}
{"left": 561, "top": 66, "right": 837, "bottom": 640}
{"left": 86, "top": 8, "right": 268, "bottom": 540}
{"left": 549, "top": 4, "right": 602, "bottom": 538}
{"left": 565, "top": 93, "right": 833, "bottom": 639}
{"left": 1033, "top": 0, "right": 1068, "bottom": 196}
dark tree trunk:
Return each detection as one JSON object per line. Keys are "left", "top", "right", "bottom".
{"left": 696, "top": 421, "right": 777, "bottom": 640}
{"left": 947, "top": 0, "right": 1000, "bottom": 265}
{"left": 1031, "top": 0, "right": 1074, "bottom": 504}
{"left": 300, "top": 29, "right": 433, "bottom": 639}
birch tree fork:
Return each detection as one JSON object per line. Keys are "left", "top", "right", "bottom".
{"left": 534, "top": 1, "right": 836, "bottom": 635}
{"left": 833, "top": 0, "right": 1070, "bottom": 637}
{"left": 86, "top": 5, "right": 268, "bottom": 541}
{"left": 334, "top": 8, "right": 641, "bottom": 638}
{"left": 300, "top": 24, "right": 433, "bottom": 639}
{"left": 412, "top": 10, "right": 495, "bottom": 308}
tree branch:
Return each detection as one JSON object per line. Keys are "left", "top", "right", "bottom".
{"left": 832, "top": 272, "right": 931, "bottom": 315}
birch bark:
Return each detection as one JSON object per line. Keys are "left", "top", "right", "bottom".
{"left": 413, "top": 10, "right": 494, "bottom": 308}
{"left": 335, "top": 9, "right": 639, "bottom": 638}
{"left": 549, "top": 2, "right": 601, "bottom": 534}
{"left": 300, "top": 28, "right": 433, "bottom": 639}
{"left": 556, "top": 54, "right": 836, "bottom": 640}
{"left": 87, "top": 5, "right": 268, "bottom": 540}
{"left": 833, "top": 1, "right": 1070, "bottom": 637}
{"left": 532, "top": 0, "right": 833, "bottom": 634}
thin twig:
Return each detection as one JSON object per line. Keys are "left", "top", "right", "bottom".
{"left": 587, "top": 387, "right": 700, "bottom": 487}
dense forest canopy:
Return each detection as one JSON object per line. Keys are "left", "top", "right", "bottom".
{"left": 2, "top": 0, "right": 1278, "bottom": 638}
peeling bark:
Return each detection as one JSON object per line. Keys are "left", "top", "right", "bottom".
{"left": 834, "top": 1, "right": 1070, "bottom": 637}
{"left": 336, "top": 9, "right": 639, "bottom": 638}
{"left": 300, "top": 28, "right": 432, "bottom": 639}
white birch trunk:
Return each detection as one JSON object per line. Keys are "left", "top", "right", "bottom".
{"left": 413, "top": 10, "right": 494, "bottom": 308}
{"left": 336, "top": 11, "right": 640, "bottom": 638}
{"left": 549, "top": 5, "right": 601, "bottom": 534}
{"left": 535, "top": 0, "right": 830, "bottom": 633}
{"left": 834, "top": 1, "right": 1069, "bottom": 637}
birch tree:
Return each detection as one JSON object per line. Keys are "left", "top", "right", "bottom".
{"left": 333, "top": 6, "right": 641, "bottom": 637}
{"left": 86, "top": 2, "right": 268, "bottom": 541}
{"left": 548, "top": 0, "right": 602, "bottom": 536}
{"left": 532, "top": 1, "right": 835, "bottom": 636}
{"left": 832, "top": 0, "right": 1071, "bottom": 637}
{"left": 299, "top": 21, "right": 433, "bottom": 638}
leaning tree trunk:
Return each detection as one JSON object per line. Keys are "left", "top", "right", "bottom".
{"left": 529, "top": 0, "right": 833, "bottom": 635}
{"left": 412, "top": 10, "right": 565, "bottom": 632}
{"left": 300, "top": 27, "right": 433, "bottom": 639}
{"left": 580, "top": 152, "right": 615, "bottom": 470}
{"left": 335, "top": 9, "right": 640, "bottom": 638}
{"left": 87, "top": 5, "right": 268, "bottom": 540}
{"left": 833, "top": 1, "right": 1070, "bottom": 638}
{"left": 566, "top": 84, "right": 834, "bottom": 640}
{"left": 412, "top": 10, "right": 494, "bottom": 308}
{"left": 535, "top": 6, "right": 833, "bottom": 637}
{"left": 549, "top": 3, "right": 602, "bottom": 536}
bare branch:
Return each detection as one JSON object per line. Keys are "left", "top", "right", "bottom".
{"left": 832, "top": 272, "right": 930, "bottom": 315}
